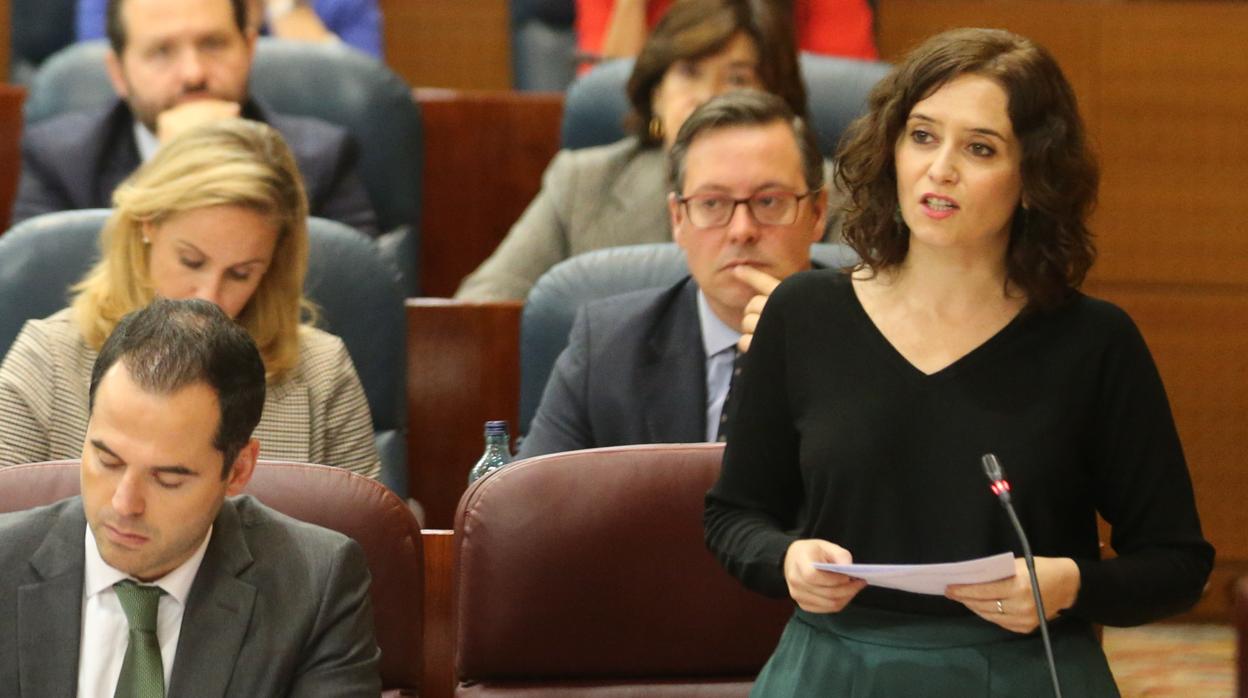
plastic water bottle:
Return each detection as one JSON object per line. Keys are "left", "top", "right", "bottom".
{"left": 467, "top": 420, "right": 512, "bottom": 484}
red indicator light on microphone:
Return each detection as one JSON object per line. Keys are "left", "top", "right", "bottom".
{"left": 990, "top": 481, "right": 1011, "bottom": 496}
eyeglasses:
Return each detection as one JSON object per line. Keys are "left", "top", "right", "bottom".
{"left": 677, "top": 189, "right": 820, "bottom": 229}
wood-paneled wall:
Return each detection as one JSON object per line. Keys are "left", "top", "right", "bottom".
{"left": 880, "top": 0, "right": 1248, "bottom": 621}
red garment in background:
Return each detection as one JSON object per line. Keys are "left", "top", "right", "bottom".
{"left": 575, "top": 0, "right": 878, "bottom": 62}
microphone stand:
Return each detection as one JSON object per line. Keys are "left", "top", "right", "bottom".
{"left": 980, "top": 453, "right": 1063, "bottom": 698}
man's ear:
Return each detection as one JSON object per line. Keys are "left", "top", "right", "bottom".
{"left": 105, "top": 51, "right": 129, "bottom": 99}
{"left": 224, "top": 438, "right": 260, "bottom": 495}
{"left": 808, "top": 186, "right": 830, "bottom": 244}
{"left": 668, "top": 192, "right": 685, "bottom": 245}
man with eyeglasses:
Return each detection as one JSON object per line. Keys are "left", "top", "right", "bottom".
{"left": 519, "top": 90, "right": 829, "bottom": 458}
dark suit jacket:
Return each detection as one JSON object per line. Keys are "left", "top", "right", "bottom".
{"left": 519, "top": 278, "right": 706, "bottom": 458}
{"left": 13, "top": 98, "right": 378, "bottom": 235}
{"left": 0, "top": 495, "right": 381, "bottom": 697}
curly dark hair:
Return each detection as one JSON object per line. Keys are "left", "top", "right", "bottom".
{"left": 835, "top": 27, "right": 1098, "bottom": 310}
{"left": 625, "top": 0, "right": 807, "bottom": 147}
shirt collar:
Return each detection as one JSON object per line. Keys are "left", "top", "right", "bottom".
{"left": 696, "top": 289, "right": 741, "bottom": 359}
{"left": 131, "top": 120, "right": 161, "bottom": 163}
{"left": 83, "top": 523, "right": 213, "bottom": 606}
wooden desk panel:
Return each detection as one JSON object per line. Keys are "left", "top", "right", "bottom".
{"left": 406, "top": 300, "right": 521, "bottom": 530}
{"left": 0, "top": 0, "right": 9, "bottom": 81}
{"left": 415, "top": 89, "right": 564, "bottom": 297}
{"left": 421, "top": 529, "right": 456, "bottom": 698}
{"left": 0, "top": 85, "right": 24, "bottom": 229}
{"left": 380, "top": 0, "right": 512, "bottom": 90}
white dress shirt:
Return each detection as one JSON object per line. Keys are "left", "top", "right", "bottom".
{"left": 132, "top": 121, "right": 161, "bottom": 163}
{"left": 77, "top": 525, "right": 212, "bottom": 698}
{"left": 697, "top": 290, "right": 743, "bottom": 443}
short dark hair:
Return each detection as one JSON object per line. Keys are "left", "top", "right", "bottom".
{"left": 835, "top": 27, "right": 1098, "bottom": 310}
{"left": 668, "top": 89, "right": 824, "bottom": 194}
{"left": 88, "top": 298, "right": 267, "bottom": 477}
{"left": 626, "top": 0, "right": 807, "bottom": 147}
{"left": 107, "top": 0, "right": 249, "bottom": 54}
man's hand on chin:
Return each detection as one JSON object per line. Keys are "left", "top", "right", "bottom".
{"left": 156, "top": 100, "right": 243, "bottom": 143}
{"left": 734, "top": 265, "right": 781, "bottom": 353}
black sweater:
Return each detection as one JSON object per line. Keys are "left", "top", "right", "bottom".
{"left": 704, "top": 270, "right": 1214, "bottom": 626}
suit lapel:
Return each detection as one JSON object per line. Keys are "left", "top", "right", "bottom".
{"left": 94, "top": 103, "right": 141, "bottom": 207}
{"left": 641, "top": 280, "right": 707, "bottom": 443}
{"left": 19, "top": 500, "right": 87, "bottom": 698}
{"left": 166, "top": 500, "right": 257, "bottom": 698}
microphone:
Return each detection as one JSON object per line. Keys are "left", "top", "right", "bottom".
{"left": 980, "top": 453, "right": 1063, "bottom": 698}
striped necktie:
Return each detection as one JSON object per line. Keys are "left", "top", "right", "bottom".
{"left": 113, "top": 579, "right": 165, "bottom": 698}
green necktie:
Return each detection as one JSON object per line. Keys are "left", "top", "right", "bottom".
{"left": 113, "top": 580, "right": 166, "bottom": 698}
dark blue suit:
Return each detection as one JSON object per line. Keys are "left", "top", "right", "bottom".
{"left": 13, "top": 98, "right": 378, "bottom": 235}
{"left": 519, "top": 278, "right": 707, "bottom": 458}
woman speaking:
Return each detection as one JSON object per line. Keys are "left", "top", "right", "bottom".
{"left": 704, "top": 28, "right": 1213, "bottom": 695}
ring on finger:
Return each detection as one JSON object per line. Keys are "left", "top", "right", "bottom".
{"left": 995, "top": 600, "right": 1005, "bottom": 615}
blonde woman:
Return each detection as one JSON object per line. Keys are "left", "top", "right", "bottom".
{"left": 0, "top": 119, "right": 380, "bottom": 478}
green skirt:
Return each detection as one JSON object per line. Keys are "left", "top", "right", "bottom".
{"left": 751, "top": 606, "right": 1119, "bottom": 697}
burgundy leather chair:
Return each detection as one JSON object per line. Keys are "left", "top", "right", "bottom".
{"left": 0, "top": 460, "right": 423, "bottom": 697}
{"left": 453, "top": 443, "right": 792, "bottom": 696}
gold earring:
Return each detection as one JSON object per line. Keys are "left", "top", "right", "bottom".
{"left": 649, "top": 115, "right": 664, "bottom": 141}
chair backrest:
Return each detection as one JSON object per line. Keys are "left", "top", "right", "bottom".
{"left": 0, "top": 460, "right": 422, "bottom": 695}
{"left": 10, "top": 0, "right": 77, "bottom": 77}
{"left": 0, "top": 210, "right": 408, "bottom": 494}
{"left": 454, "top": 443, "right": 791, "bottom": 696}
{"left": 561, "top": 53, "right": 892, "bottom": 155}
{"left": 518, "top": 242, "right": 858, "bottom": 433}
{"left": 24, "top": 39, "right": 422, "bottom": 245}
{"left": 510, "top": 0, "right": 577, "bottom": 91}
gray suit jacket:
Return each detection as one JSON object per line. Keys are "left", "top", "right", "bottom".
{"left": 518, "top": 278, "right": 705, "bottom": 458}
{"left": 456, "top": 138, "right": 672, "bottom": 301}
{"left": 0, "top": 495, "right": 381, "bottom": 697}
{"left": 13, "top": 98, "right": 379, "bottom": 236}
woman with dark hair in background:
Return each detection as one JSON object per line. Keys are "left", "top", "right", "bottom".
{"left": 456, "top": 0, "right": 835, "bottom": 301}
{"left": 705, "top": 27, "right": 1212, "bottom": 695}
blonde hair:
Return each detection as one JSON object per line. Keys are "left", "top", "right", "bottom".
{"left": 71, "top": 118, "right": 315, "bottom": 381}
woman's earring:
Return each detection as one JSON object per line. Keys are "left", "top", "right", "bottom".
{"left": 141, "top": 236, "right": 151, "bottom": 245}
{"left": 648, "top": 115, "right": 664, "bottom": 141}
{"left": 893, "top": 204, "right": 907, "bottom": 237}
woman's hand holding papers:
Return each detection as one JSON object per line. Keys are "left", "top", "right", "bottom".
{"left": 784, "top": 539, "right": 868, "bottom": 613}
{"left": 945, "top": 556, "right": 1081, "bottom": 633}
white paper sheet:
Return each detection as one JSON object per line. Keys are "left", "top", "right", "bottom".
{"left": 812, "top": 552, "right": 1015, "bottom": 595}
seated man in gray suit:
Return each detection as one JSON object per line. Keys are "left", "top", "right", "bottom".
{"left": 519, "top": 90, "right": 828, "bottom": 457}
{"left": 13, "top": 0, "right": 377, "bottom": 235}
{"left": 0, "top": 298, "right": 380, "bottom": 696}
